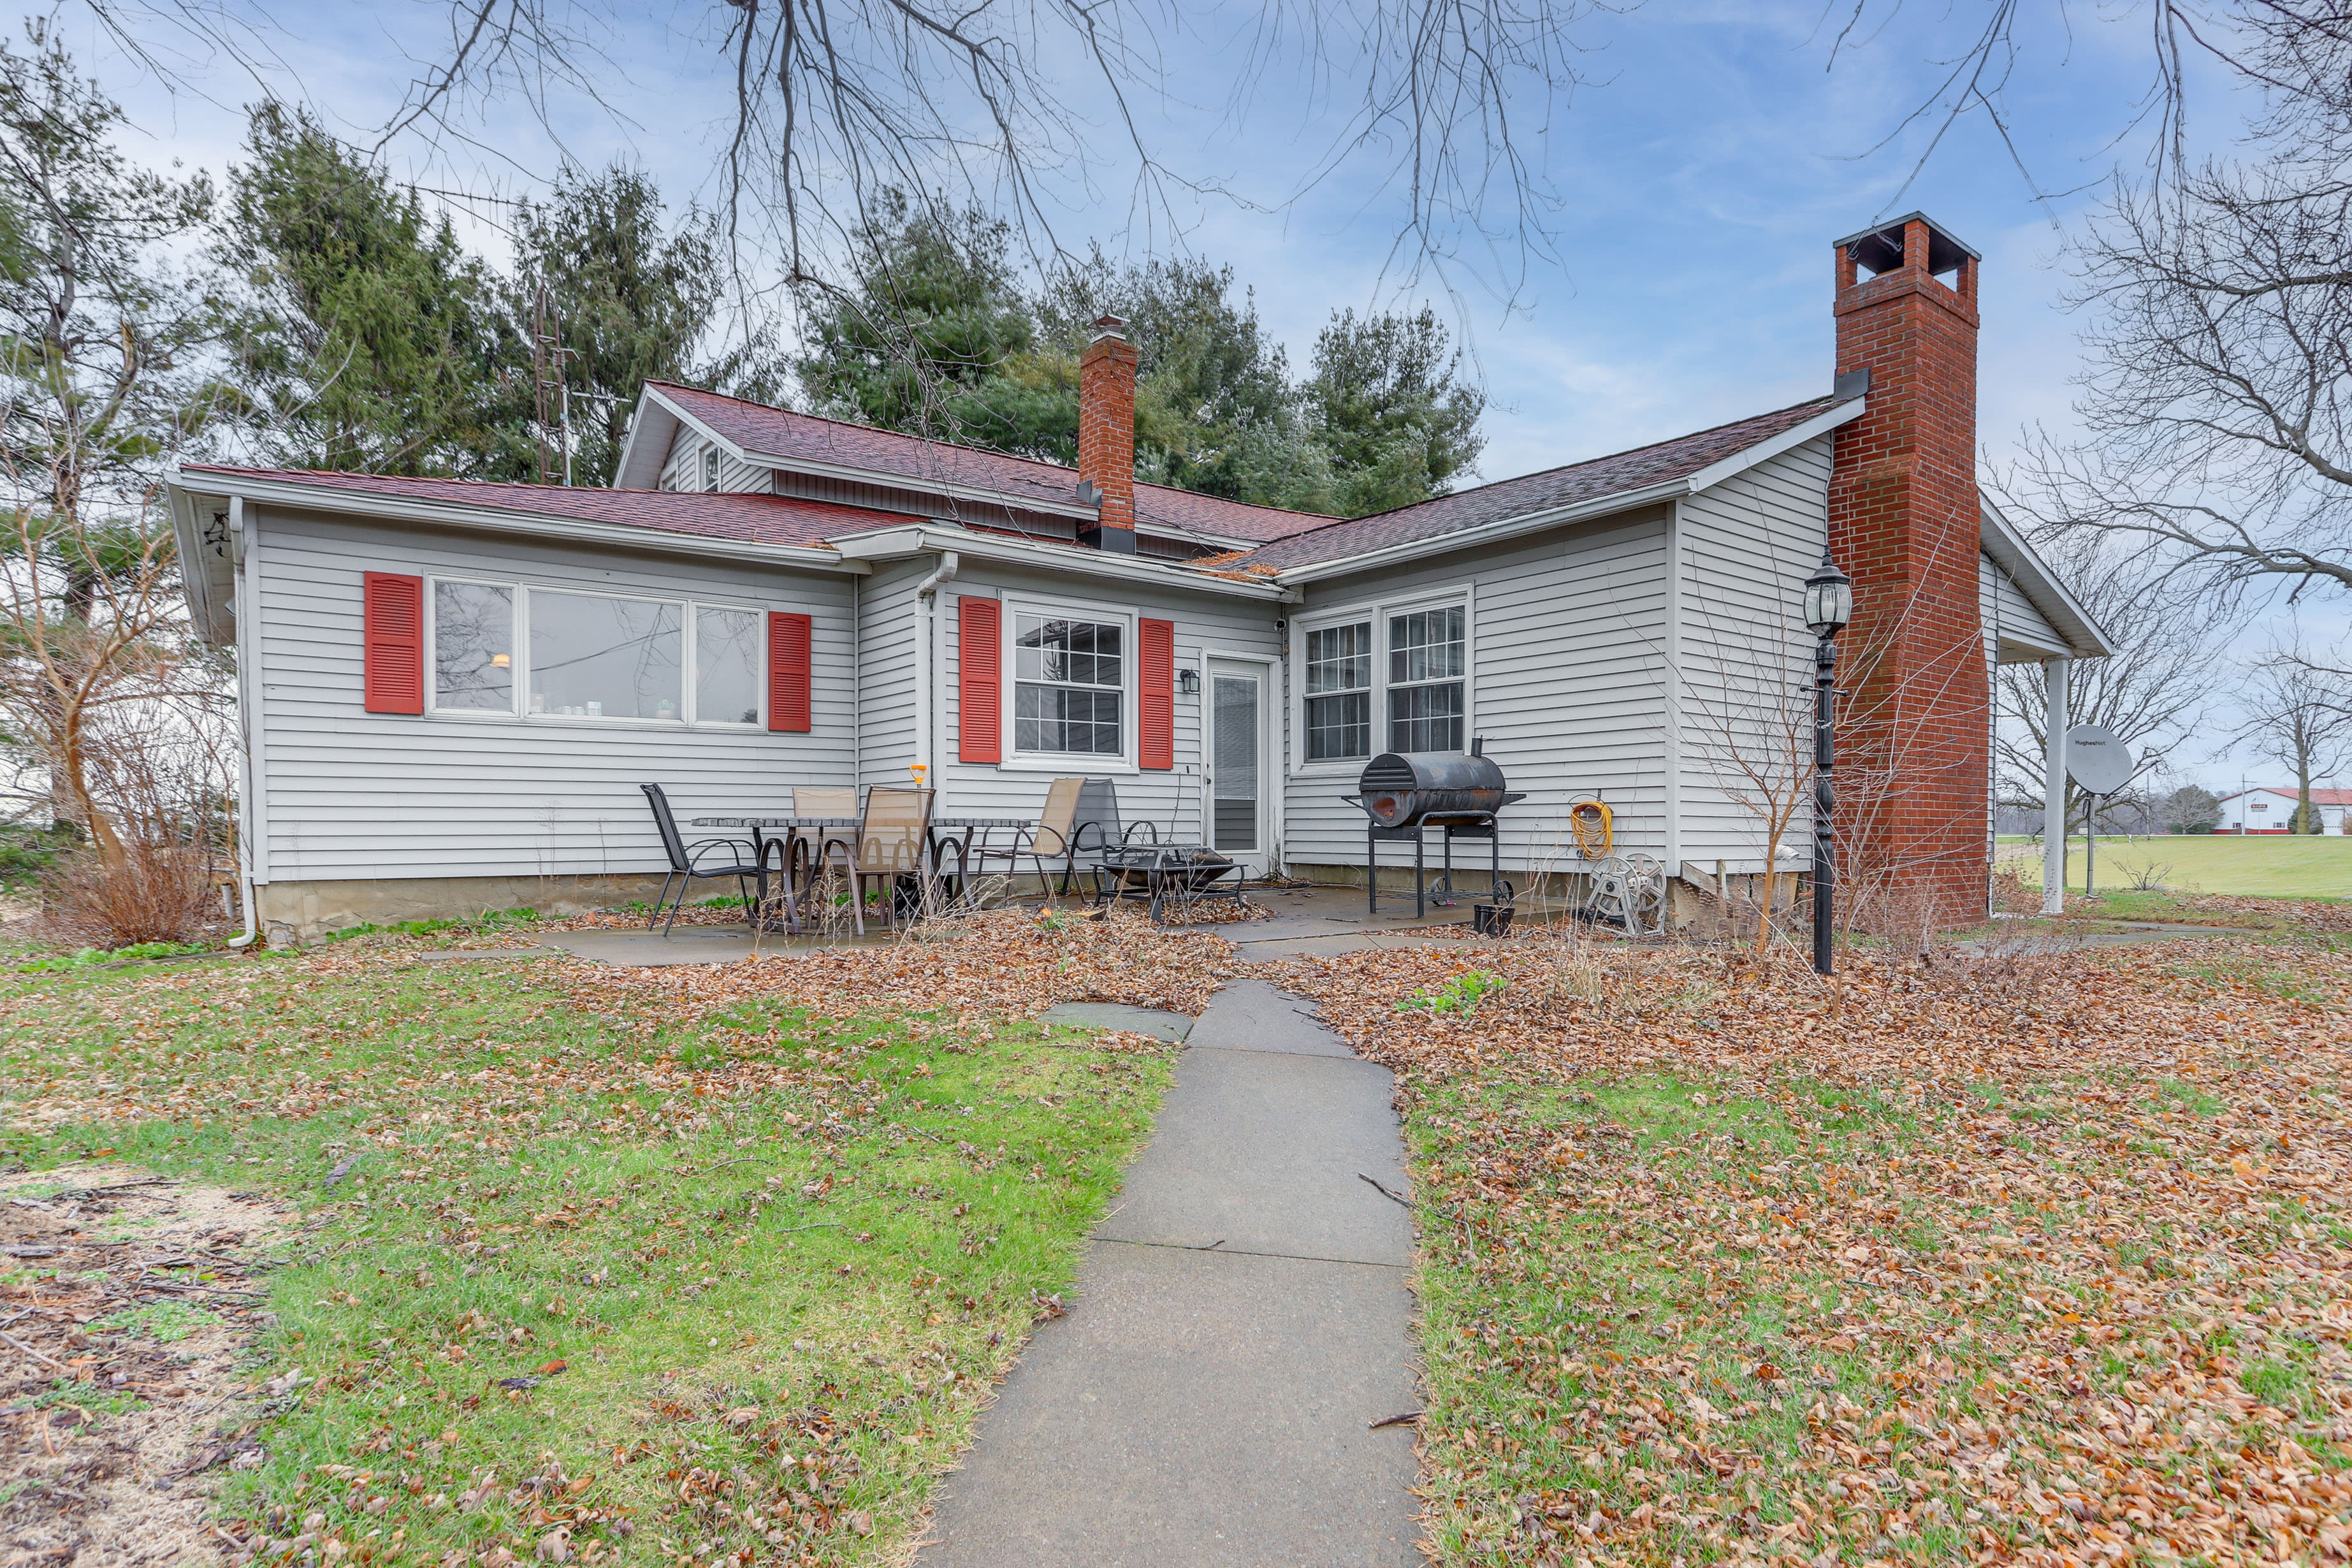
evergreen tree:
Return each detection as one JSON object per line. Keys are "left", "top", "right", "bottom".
{"left": 1304, "top": 306, "right": 1485, "bottom": 517}
{"left": 792, "top": 191, "right": 1043, "bottom": 447}
{"left": 505, "top": 164, "right": 762, "bottom": 486}
{"left": 215, "top": 104, "right": 512, "bottom": 475}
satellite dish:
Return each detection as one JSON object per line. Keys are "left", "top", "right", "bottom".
{"left": 2065, "top": 723, "right": 2134, "bottom": 795}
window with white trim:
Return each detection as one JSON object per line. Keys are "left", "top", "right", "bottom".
{"left": 700, "top": 446, "right": 722, "bottom": 492}
{"left": 1013, "top": 613, "right": 1124, "bottom": 755}
{"left": 1303, "top": 621, "right": 1373, "bottom": 761}
{"left": 1388, "top": 606, "right": 1465, "bottom": 751}
{"left": 432, "top": 580, "right": 515, "bottom": 712}
{"left": 425, "top": 577, "right": 767, "bottom": 727}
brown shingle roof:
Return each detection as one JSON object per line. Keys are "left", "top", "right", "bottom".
{"left": 178, "top": 466, "right": 874, "bottom": 549}
{"left": 1223, "top": 397, "right": 1843, "bottom": 570}
{"left": 649, "top": 382, "right": 1335, "bottom": 544}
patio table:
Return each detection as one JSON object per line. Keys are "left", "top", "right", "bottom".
{"left": 690, "top": 816, "right": 857, "bottom": 934}
{"left": 926, "top": 817, "right": 1031, "bottom": 909}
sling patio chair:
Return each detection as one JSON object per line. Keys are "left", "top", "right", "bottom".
{"left": 962, "top": 777, "right": 1096, "bottom": 905}
{"left": 1064, "top": 778, "right": 1162, "bottom": 902}
{"left": 639, "top": 783, "right": 772, "bottom": 936}
{"left": 816, "top": 785, "right": 937, "bottom": 936}
{"left": 781, "top": 786, "right": 859, "bottom": 892}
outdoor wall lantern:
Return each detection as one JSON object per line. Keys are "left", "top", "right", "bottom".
{"left": 1177, "top": 667, "right": 1201, "bottom": 696}
{"left": 1803, "top": 551, "right": 1852, "bottom": 976}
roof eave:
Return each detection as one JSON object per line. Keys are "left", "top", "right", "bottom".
{"left": 1978, "top": 499, "right": 2114, "bottom": 659}
{"left": 164, "top": 471, "right": 233, "bottom": 644}
{"left": 829, "top": 523, "right": 1289, "bottom": 599}
{"left": 613, "top": 389, "right": 683, "bottom": 490}
{"left": 169, "top": 470, "right": 871, "bottom": 574}
{"left": 1267, "top": 478, "right": 1692, "bottom": 584}
{"left": 1681, "top": 397, "right": 1865, "bottom": 494}
{"left": 740, "top": 448, "right": 1100, "bottom": 522}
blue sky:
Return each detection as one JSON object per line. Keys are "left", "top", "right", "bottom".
{"left": 71, "top": 0, "right": 2339, "bottom": 799}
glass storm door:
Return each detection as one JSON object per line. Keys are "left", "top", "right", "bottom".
{"left": 1207, "top": 662, "right": 1266, "bottom": 873}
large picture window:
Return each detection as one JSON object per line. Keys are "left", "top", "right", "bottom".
{"left": 425, "top": 577, "right": 774, "bottom": 727}
{"left": 1388, "top": 606, "right": 1466, "bottom": 751}
{"left": 693, "top": 607, "right": 762, "bottom": 725}
{"left": 1013, "top": 613, "right": 1124, "bottom": 755}
{"left": 1303, "top": 621, "right": 1372, "bottom": 761}
{"left": 432, "top": 581, "right": 514, "bottom": 712}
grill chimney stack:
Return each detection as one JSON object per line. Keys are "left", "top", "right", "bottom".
{"left": 1078, "top": 315, "right": 1138, "bottom": 553}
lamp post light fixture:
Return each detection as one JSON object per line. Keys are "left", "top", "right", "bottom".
{"left": 1803, "top": 552, "right": 1853, "bottom": 976}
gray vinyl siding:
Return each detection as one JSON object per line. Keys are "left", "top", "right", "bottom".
{"left": 857, "top": 560, "right": 929, "bottom": 787}
{"left": 1981, "top": 551, "right": 2066, "bottom": 659}
{"left": 247, "top": 506, "right": 852, "bottom": 884}
{"left": 1676, "top": 438, "right": 1832, "bottom": 871}
{"left": 658, "top": 431, "right": 774, "bottom": 495}
{"left": 1281, "top": 507, "right": 1674, "bottom": 875}
{"left": 935, "top": 564, "right": 1283, "bottom": 844}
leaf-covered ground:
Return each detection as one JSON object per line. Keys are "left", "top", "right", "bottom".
{"left": 1, "top": 910, "right": 1235, "bottom": 1567}
{"left": 1277, "top": 933, "right": 2352, "bottom": 1567}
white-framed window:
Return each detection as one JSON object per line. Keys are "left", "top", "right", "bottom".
{"left": 1013, "top": 610, "right": 1126, "bottom": 756}
{"left": 1303, "top": 621, "right": 1372, "bottom": 761}
{"left": 1291, "top": 593, "right": 1470, "bottom": 767}
{"left": 1388, "top": 604, "right": 1466, "bottom": 752}
{"left": 701, "top": 445, "right": 722, "bottom": 492}
{"left": 425, "top": 576, "right": 769, "bottom": 728}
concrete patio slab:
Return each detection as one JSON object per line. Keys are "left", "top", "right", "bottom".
{"left": 536, "top": 927, "right": 771, "bottom": 966}
{"left": 1038, "top": 1001, "right": 1194, "bottom": 1042}
{"left": 409, "top": 948, "right": 565, "bottom": 962}
{"left": 917, "top": 976, "right": 1422, "bottom": 1567}
{"left": 917, "top": 1242, "right": 1420, "bottom": 1568}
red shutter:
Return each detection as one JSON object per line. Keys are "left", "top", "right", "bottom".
{"left": 362, "top": 572, "right": 425, "bottom": 715}
{"left": 1140, "top": 617, "right": 1175, "bottom": 770}
{"left": 958, "top": 596, "right": 1002, "bottom": 763}
{"left": 767, "top": 611, "right": 812, "bottom": 732}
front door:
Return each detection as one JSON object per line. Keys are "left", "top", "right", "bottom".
{"left": 1206, "top": 660, "right": 1268, "bottom": 875}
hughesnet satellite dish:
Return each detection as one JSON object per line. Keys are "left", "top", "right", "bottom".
{"left": 2065, "top": 723, "right": 2133, "bottom": 795}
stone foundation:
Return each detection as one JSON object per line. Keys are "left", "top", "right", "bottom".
{"left": 258, "top": 873, "right": 674, "bottom": 943}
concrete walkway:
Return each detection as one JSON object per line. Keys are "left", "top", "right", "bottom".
{"left": 918, "top": 978, "right": 1421, "bottom": 1567}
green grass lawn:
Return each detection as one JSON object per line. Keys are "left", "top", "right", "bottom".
{"left": 1996, "top": 832, "right": 2352, "bottom": 899}
{"left": 1279, "top": 935, "right": 2352, "bottom": 1567}
{"left": 0, "top": 939, "right": 1180, "bottom": 1565}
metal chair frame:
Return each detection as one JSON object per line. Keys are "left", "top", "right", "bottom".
{"left": 816, "top": 786, "right": 938, "bottom": 936}
{"left": 639, "top": 783, "right": 771, "bottom": 936}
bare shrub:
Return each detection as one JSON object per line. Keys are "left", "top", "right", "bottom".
{"left": 42, "top": 840, "right": 217, "bottom": 947}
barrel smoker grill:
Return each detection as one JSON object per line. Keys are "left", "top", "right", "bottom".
{"left": 1348, "top": 749, "right": 1525, "bottom": 918}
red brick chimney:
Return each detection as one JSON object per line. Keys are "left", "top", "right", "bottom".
{"left": 1078, "top": 315, "right": 1138, "bottom": 553}
{"left": 1827, "top": 213, "right": 1991, "bottom": 923}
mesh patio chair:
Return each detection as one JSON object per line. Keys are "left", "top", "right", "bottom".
{"left": 1065, "top": 778, "right": 1161, "bottom": 903}
{"left": 817, "top": 785, "right": 936, "bottom": 936}
{"left": 783, "top": 787, "right": 859, "bottom": 892}
{"left": 965, "top": 777, "right": 1088, "bottom": 904}
{"left": 639, "top": 783, "right": 770, "bottom": 936}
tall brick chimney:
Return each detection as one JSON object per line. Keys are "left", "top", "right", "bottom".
{"left": 1827, "top": 213, "right": 1990, "bottom": 922}
{"left": 1078, "top": 315, "right": 1138, "bottom": 553}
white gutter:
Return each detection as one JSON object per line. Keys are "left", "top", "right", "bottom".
{"left": 914, "top": 552, "right": 960, "bottom": 790}
{"left": 170, "top": 470, "right": 873, "bottom": 576}
{"left": 831, "top": 523, "right": 1291, "bottom": 600}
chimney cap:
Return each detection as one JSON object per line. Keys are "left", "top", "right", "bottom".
{"left": 1090, "top": 314, "right": 1128, "bottom": 340}
{"left": 1834, "top": 212, "right": 1980, "bottom": 277}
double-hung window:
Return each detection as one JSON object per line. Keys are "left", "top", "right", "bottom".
{"left": 1303, "top": 622, "right": 1373, "bottom": 761}
{"left": 1013, "top": 614, "right": 1124, "bottom": 755}
{"left": 1388, "top": 606, "right": 1466, "bottom": 751}
{"left": 426, "top": 578, "right": 766, "bottom": 727}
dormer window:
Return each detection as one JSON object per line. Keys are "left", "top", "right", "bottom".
{"left": 701, "top": 446, "right": 722, "bottom": 492}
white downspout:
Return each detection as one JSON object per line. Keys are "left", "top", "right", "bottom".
{"left": 914, "top": 552, "right": 960, "bottom": 790}
{"left": 226, "top": 497, "right": 261, "bottom": 948}
{"left": 2042, "top": 656, "right": 2070, "bottom": 916}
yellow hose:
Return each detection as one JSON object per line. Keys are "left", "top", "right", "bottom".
{"left": 1569, "top": 799, "right": 1613, "bottom": 859}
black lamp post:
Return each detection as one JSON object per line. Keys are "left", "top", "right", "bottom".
{"left": 1803, "top": 552, "right": 1853, "bottom": 976}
